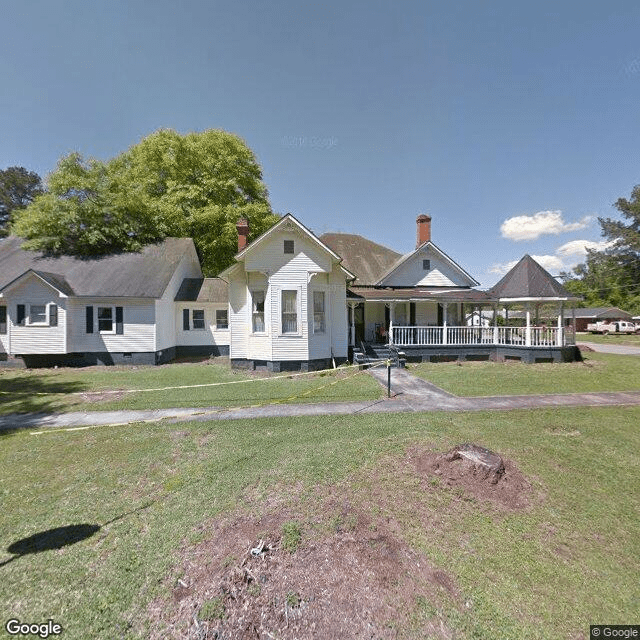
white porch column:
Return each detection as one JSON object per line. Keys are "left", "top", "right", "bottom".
{"left": 493, "top": 305, "right": 499, "bottom": 344}
{"left": 557, "top": 303, "right": 564, "bottom": 346}
{"left": 525, "top": 305, "right": 532, "bottom": 347}
{"left": 348, "top": 302, "right": 356, "bottom": 347}
{"left": 388, "top": 302, "right": 395, "bottom": 345}
{"left": 442, "top": 303, "right": 448, "bottom": 345}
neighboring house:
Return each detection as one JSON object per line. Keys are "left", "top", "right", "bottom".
{"left": 567, "top": 307, "right": 633, "bottom": 332}
{"left": 0, "top": 236, "right": 228, "bottom": 366}
{"left": 0, "top": 213, "right": 583, "bottom": 368}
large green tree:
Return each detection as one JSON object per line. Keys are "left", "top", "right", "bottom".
{"left": 12, "top": 130, "right": 279, "bottom": 275}
{"left": 563, "top": 185, "right": 640, "bottom": 314}
{"left": 0, "top": 166, "right": 43, "bottom": 237}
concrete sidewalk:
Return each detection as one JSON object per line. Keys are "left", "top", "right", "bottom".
{"left": 2, "top": 367, "right": 640, "bottom": 433}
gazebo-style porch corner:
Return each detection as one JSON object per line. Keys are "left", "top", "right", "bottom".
{"left": 347, "top": 256, "right": 582, "bottom": 364}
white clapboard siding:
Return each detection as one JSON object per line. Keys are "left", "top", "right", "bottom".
{"left": 175, "top": 303, "right": 230, "bottom": 346}
{"left": 67, "top": 298, "right": 156, "bottom": 353}
{"left": 156, "top": 252, "right": 203, "bottom": 351}
{"left": 229, "top": 269, "right": 248, "bottom": 358}
{"left": 381, "top": 246, "right": 475, "bottom": 287}
{"left": 5, "top": 276, "right": 67, "bottom": 354}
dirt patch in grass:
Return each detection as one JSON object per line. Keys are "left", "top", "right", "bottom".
{"left": 412, "top": 446, "right": 533, "bottom": 511}
{"left": 148, "top": 509, "right": 457, "bottom": 640}
{"left": 78, "top": 390, "right": 128, "bottom": 403}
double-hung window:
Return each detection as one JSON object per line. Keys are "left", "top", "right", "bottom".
{"left": 252, "top": 291, "right": 265, "bottom": 332}
{"left": 29, "top": 304, "right": 47, "bottom": 325}
{"left": 98, "top": 307, "right": 113, "bottom": 332}
{"left": 313, "top": 291, "right": 325, "bottom": 334}
{"left": 86, "top": 306, "right": 123, "bottom": 334}
{"left": 216, "top": 309, "right": 228, "bottom": 330}
{"left": 281, "top": 290, "right": 298, "bottom": 334}
{"left": 182, "top": 309, "right": 205, "bottom": 330}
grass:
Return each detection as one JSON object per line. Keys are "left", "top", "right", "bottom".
{"left": 576, "top": 331, "right": 640, "bottom": 346}
{"left": 0, "top": 358, "right": 383, "bottom": 416}
{"left": 0, "top": 406, "right": 638, "bottom": 638}
{"left": 409, "top": 351, "right": 640, "bottom": 396}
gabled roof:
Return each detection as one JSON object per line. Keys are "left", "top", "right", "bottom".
{"left": 319, "top": 233, "right": 401, "bottom": 286}
{"left": 347, "top": 287, "right": 492, "bottom": 302}
{"left": 489, "top": 255, "right": 579, "bottom": 301}
{"left": 0, "top": 236, "right": 198, "bottom": 298}
{"left": 175, "top": 278, "right": 228, "bottom": 303}
{"left": 222, "top": 214, "right": 356, "bottom": 280}
{"left": 375, "top": 241, "right": 480, "bottom": 288}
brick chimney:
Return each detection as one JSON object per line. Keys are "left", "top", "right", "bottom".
{"left": 236, "top": 218, "right": 249, "bottom": 251}
{"left": 416, "top": 214, "right": 431, "bottom": 247}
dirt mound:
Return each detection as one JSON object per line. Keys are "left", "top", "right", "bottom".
{"left": 148, "top": 512, "right": 456, "bottom": 640}
{"left": 415, "top": 444, "right": 532, "bottom": 511}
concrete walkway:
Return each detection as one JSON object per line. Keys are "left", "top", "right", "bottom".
{"left": 2, "top": 366, "right": 640, "bottom": 433}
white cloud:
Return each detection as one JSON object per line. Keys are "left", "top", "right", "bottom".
{"left": 500, "top": 210, "right": 592, "bottom": 241}
{"left": 488, "top": 260, "right": 519, "bottom": 275}
{"left": 556, "top": 239, "right": 615, "bottom": 257}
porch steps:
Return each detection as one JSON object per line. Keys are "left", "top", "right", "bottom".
{"left": 353, "top": 342, "right": 406, "bottom": 368}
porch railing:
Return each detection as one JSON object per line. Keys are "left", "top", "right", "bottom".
{"left": 391, "top": 326, "right": 566, "bottom": 347}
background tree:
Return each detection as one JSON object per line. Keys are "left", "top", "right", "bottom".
{"left": 12, "top": 130, "right": 279, "bottom": 275}
{"left": 0, "top": 167, "right": 43, "bottom": 237}
{"left": 562, "top": 185, "right": 640, "bottom": 314}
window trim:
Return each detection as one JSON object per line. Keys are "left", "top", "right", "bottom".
{"left": 251, "top": 290, "right": 266, "bottom": 334}
{"left": 312, "top": 290, "right": 326, "bottom": 335}
{"left": 215, "top": 308, "right": 229, "bottom": 330}
{"left": 27, "top": 303, "right": 48, "bottom": 326}
{"left": 191, "top": 309, "right": 206, "bottom": 331}
{"left": 280, "top": 288, "right": 301, "bottom": 336}
{"left": 97, "top": 305, "right": 116, "bottom": 334}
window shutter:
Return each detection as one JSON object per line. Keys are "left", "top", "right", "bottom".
{"left": 0, "top": 306, "right": 6, "bottom": 334}
{"left": 115, "top": 307, "right": 124, "bottom": 334}
{"left": 86, "top": 306, "right": 94, "bottom": 333}
{"left": 183, "top": 308, "right": 190, "bottom": 331}
{"left": 17, "top": 304, "right": 26, "bottom": 326}
{"left": 49, "top": 304, "right": 58, "bottom": 327}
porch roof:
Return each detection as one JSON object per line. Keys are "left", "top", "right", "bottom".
{"left": 347, "top": 287, "right": 493, "bottom": 303}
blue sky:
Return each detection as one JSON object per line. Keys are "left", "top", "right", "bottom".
{"left": 2, "top": 0, "right": 639, "bottom": 286}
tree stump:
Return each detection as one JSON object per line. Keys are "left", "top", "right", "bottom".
{"left": 446, "top": 443, "right": 505, "bottom": 484}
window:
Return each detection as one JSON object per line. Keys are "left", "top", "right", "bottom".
{"left": 98, "top": 307, "right": 113, "bottom": 332}
{"left": 284, "top": 240, "right": 294, "bottom": 254}
{"left": 216, "top": 309, "right": 228, "bottom": 330}
{"left": 192, "top": 309, "right": 205, "bottom": 330}
{"left": 422, "top": 259, "right": 431, "bottom": 270}
{"left": 313, "top": 291, "right": 325, "bottom": 334}
{"left": 281, "top": 290, "right": 298, "bottom": 334}
{"left": 0, "top": 306, "right": 6, "bottom": 334}
{"left": 29, "top": 304, "right": 47, "bottom": 325}
{"left": 252, "top": 290, "right": 265, "bottom": 332}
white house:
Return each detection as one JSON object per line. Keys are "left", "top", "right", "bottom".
{"left": 0, "top": 236, "right": 229, "bottom": 366}
{"left": 0, "top": 213, "right": 582, "bottom": 368}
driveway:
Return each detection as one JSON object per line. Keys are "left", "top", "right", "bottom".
{"left": 577, "top": 341, "right": 640, "bottom": 356}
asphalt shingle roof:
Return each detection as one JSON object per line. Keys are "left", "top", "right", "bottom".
{"left": 174, "top": 278, "right": 228, "bottom": 303}
{"left": 0, "top": 236, "right": 197, "bottom": 298}
{"left": 319, "top": 233, "right": 401, "bottom": 285}
{"left": 488, "top": 255, "right": 576, "bottom": 299}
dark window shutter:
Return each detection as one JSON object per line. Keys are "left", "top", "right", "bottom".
{"left": 183, "top": 308, "right": 190, "bottom": 331}
{"left": 49, "top": 304, "right": 58, "bottom": 327}
{"left": 17, "top": 304, "right": 26, "bottom": 326}
{"left": 86, "top": 306, "right": 94, "bottom": 333}
{"left": 0, "top": 306, "right": 6, "bottom": 334}
{"left": 115, "top": 306, "right": 124, "bottom": 334}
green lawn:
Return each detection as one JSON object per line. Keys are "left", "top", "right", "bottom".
{"left": 409, "top": 351, "right": 640, "bottom": 396}
{"left": 1, "top": 406, "right": 638, "bottom": 638}
{"left": 0, "top": 358, "right": 383, "bottom": 416}
{"left": 576, "top": 332, "right": 640, "bottom": 346}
